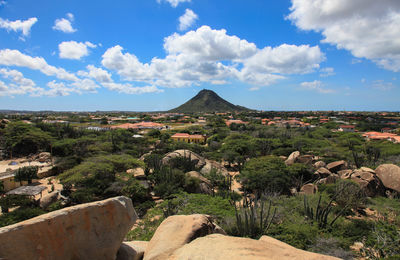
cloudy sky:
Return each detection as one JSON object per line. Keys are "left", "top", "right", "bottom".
{"left": 0, "top": 0, "right": 399, "bottom": 111}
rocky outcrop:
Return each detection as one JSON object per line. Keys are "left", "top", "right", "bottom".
{"left": 375, "top": 164, "right": 400, "bottom": 192}
{"left": 300, "top": 183, "right": 318, "bottom": 194}
{"left": 285, "top": 151, "right": 300, "bottom": 166}
{"left": 0, "top": 196, "right": 137, "bottom": 260}
{"left": 127, "top": 167, "right": 146, "bottom": 179}
{"left": 39, "top": 191, "right": 59, "bottom": 209}
{"left": 144, "top": 214, "right": 220, "bottom": 260}
{"left": 314, "top": 161, "right": 326, "bottom": 169}
{"left": 338, "top": 169, "right": 353, "bottom": 179}
{"left": 200, "top": 159, "right": 229, "bottom": 176}
{"left": 315, "top": 167, "right": 332, "bottom": 178}
{"left": 351, "top": 169, "right": 384, "bottom": 197}
{"left": 162, "top": 150, "right": 206, "bottom": 169}
{"left": 185, "top": 171, "right": 212, "bottom": 194}
{"left": 117, "top": 241, "right": 148, "bottom": 260}
{"left": 169, "top": 234, "right": 339, "bottom": 260}
{"left": 326, "top": 160, "right": 348, "bottom": 173}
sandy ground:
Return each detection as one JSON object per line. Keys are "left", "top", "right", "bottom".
{"left": 0, "top": 157, "right": 52, "bottom": 174}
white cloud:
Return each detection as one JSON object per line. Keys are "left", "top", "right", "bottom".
{"left": 320, "top": 67, "right": 335, "bottom": 77}
{"left": 78, "top": 65, "right": 113, "bottom": 83}
{"left": 288, "top": 0, "right": 400, "bottom": 71}
{"left": 300, "top": 80, "right": 334, "bottom": 94}
{"left": 0, "top": 49, "right": 78, "bottom": 81}
{"left": 0, "top": 68, "right": 45, "bottom": 96}
{"left": 0, "top": 17, "right": 37, "bottom": 37}
{"left": 102, "top": 82, "right": 163, "bottom": 94}
{"left": 0, "top": 1, "right": 6, "bottom": 6}
{"left": 102, "top": 26, "right": 325, "bottom": 90}
{"left": 157, "top": 0, "right": 191, "bottom": 8}
{"left": 59, "top": 41, "right": 96, "bottom": 60}
{"left": 53, "top": 13, "right": 76, "bottom": 33}
{"left": 179, "top": 9, "right": 198, "bottom": 31}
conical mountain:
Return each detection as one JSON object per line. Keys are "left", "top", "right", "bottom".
{"left": 169, "top": 89, "right": 250, "bottom": 113}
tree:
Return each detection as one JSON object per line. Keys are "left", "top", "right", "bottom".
{"left": 238, "top": 156, "right": 292, "bottom": 196}
{"left": 14, "top": 166, "right": 38, "bottom": 184}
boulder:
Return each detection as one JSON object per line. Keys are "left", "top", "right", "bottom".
{"left": 0, "top": 196, "right": 137, "bottom": 260}
{"left": 169, "top": 234, "right": 339, "bottom": 260}
{"left": 144, "top": 214, "right": 220, "bottom": 260}
{"left": 127, "top": 168, "right": 146, "bottom": 179}
{"left": 326, "top": 160, "right": 348, "bottom": 173}
{"left": 200, "top": 159, "right": 229, "bottom": 176}
{"left": 351, "top": 170, "right": 384, "bottom": 197}
{"left": 39, "top": 191, "right": 59, "bottom": 209}
{"left": 297, "top": 155, "right": 314, "bottom": 164}
{"left": 338, "top": 169, "right": 353, "bottom": 179}
{"left": 316, "top": 174, "right": 338, "bottom": 185}
{"left": 185, "top": 171, "right": 210, "bottom": 185}
{"left": 360, "top": 167, "right": 375, "bottom": 174}
{"left": 285, "top": 151, "right": 300, "bottom": 166}
{"left": 38, "top": 152, "right": 51, "bottom": 162}
{"left": 162, "top": 150, "right": 206, "bottom": 169}
{"left": 315, "top": 167, "right": 332, "bottom": 178}
{"left": 375, "top": 164, "right": 400, "bottom": 192}
{"left": 300, "top": 183, "right": 318, "bottom": 194}
{"left": 117, "top": 241, "right": 148, "bottom": 260}
{"left": 314, "top": 161, "right": 326, "bottom": 169}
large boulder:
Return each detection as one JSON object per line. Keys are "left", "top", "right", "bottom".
{"left": 127, "top": 168, "right": 146, "bottom": 179}
{"left": 315, "top": 167, "right": 332, "bottom": 178}
{"left": 144, "top": 214, "right": 220, "bottom": 260}
{"left": 314, "top": 161, "right": 326, "bottom": 169}
{"left": 375, "top": 164, "right": 400, "bottom": 192}
{"left": 162, "top": 150, "right": 206, "bottom": 169}
{"left": 186, "top": 171, "right": 212, "bottom": 195}
{"left": 300, "top": 183, "right": 318, "bottom": 194}
{"left": 326, "top": 160, "right": 348, "bottom": 173}
{"left": 338, "top": 169, "right": 353, "bottom": 179}
{"left": 351, "top": 169, "right": 384, "bottom": 196}
{"left": 117, "top": 241, "right": 148, "bottom": 260}
{"left": 200, "top": 159, "right": 229, "bottom": 176}
{"left": 285, "top": 151, "right": 300, "bottom": 166}
{"left": 169, "top": 234, "right": 339, "bottom": 260}
{"left": 39, "top": 191, "right": 59, "bottom": 209}
{"left": 296, "top": 155, "right": 314, "bottom": 164}
{"left": 0, "top": 196, "right": 137, "bottom": 260}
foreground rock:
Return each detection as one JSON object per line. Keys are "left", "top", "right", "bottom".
{"left": 169, "top": 234, "right": 339, "bottom": 260}
{"left": 0, "top": 196, "right": 137, "bottom": 260}
{"left": 375, "top": 164, "right": 400, "bottom": 192}
{"left": 144, "top": 214, "right": 220, "bottom": 260}
{"left": 117, "top": 241, "right": 148, "bottom": 260}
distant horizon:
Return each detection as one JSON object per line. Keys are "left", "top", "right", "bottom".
{"left": 0, "top": 1, "right": 399, "bottom": 111}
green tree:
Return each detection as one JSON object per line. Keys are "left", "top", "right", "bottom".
{"left": 14, "top": 166, "right": 38, "bottom": 184}
{"left": 238, "top": 156, "right": 292, "bottom": 196}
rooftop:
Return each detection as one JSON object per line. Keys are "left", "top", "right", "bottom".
{"left": 6, "top": 185, "right": 47, "bottom": 196}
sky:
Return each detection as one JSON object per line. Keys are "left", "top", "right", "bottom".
{"left": 0, "top": 0, "right": 399, "bottom": 111}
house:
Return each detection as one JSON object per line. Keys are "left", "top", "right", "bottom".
{"left": 362, "top": 132, "right": 398, "bottom": 141}
{"left": 338, "top": 125, "right": 356, "bottom": 132}
{"left": 225, "top": 119, "right": 248, "bottom": 127}
{"left": 171, "top": 133, "right": 206, "bottom": 144}
{"left": 0, "top": 171, "right": 29, "bottom": 192}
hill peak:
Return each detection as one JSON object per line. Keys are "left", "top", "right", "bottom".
{"left": 169, "top": 89, "right": 250, "bottom": 113}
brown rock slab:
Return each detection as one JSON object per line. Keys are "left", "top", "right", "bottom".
{"left": 326, "top": 160, "right": 348, "bottom": 173}
{"left": 169, "top": 234, "right": 339, "bottom": 260}
{"left": 315, "top": 167, "right": 332, "bottom": 177}
{"left": 338, "top": 169, "right": 353, "bottom": 179}
{"left": 0, "top": 196, "right": 137, "bottom": 260}
{"left": 117, "top": 241, "right": 148, "bottom": 260}
{"left": 144, "top": 214, "right": 219, "bottom": 260}
{"left": 314, "top": 161, "right": 326, "bottom": 169}
{"left": 375, "top": 164, "right": 400, "bottom": 192}
{"left": 300, "top": 183, "right": 318, "bottom": 194}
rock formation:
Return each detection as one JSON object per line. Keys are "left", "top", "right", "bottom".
{"left": 375, "top": 164, "right": 400, "bottom": 192}
{"left": 0, "top": 196, "right": 137, "bottom": 260}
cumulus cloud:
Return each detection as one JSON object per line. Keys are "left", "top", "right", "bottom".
{"left": 102, "top": 26, "right": 325, "bottom": 90}
{"left": 372, "top": 80, "right": 395, "bottom": 91}
{"left": 0, "top": 49, "right": 78, "bottom": 81}
{"left": 287, "top": 0, "right": 400, "bottom": 71}
{"left": 0, "top": 17, "right": 37, "bottom": 37}
{"left": 179, "top": 9, "right": 198, "bottom": 31}
{"left": 300, "top": 80, "right": 334, "bottom": 94}
{"left": 58, "top": 41, "right": 97, "bottom": 60}
{"left": 0, "top": 68, "right": 45, "bottom": 96}
{"left": 157, "top": 0, "right": 191, "bottom": 8}
{"left": 53, "top": 13, "right": 76, "bottom": 33}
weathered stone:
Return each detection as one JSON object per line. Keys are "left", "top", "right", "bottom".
{"left": 169, "top": 234, "right": 339, "bottom": 260}
{"left": 38, "top": 152, "right": 51, "bottom": 162}
{"left": 316, "top": 174, "right": 338, "bottom": 185}
{"left": 144, "top": 214, "right": 219, "bottom": 260}
{"left": 297, "top": 155, "right": 314, "bottom": 164}
{"left": 200, "top": 159, "right": 229, "bottom": 176}
{"left": 375, "top": 164, "right": 400, "bottom": 192}
{"left": 326, "top": 160, "right": 348, "bottom": 173}
{"left": 39, "top": 191, "right": 59, "bottom": 209}
{"left": 360, "top": 167, "right": 375, "bottom": 174}
{"left": 351, "top": 170, "right": 384, "bottom": 197}
{"left": 185, "top": 171, "right": 210, "bottom": 185}
{"left": 162, "top": 150, "right": 206, "bottom": 169}
{"left": 127, "top": 168, "right": 146, "bottom": 179}
{"left": 315, "top": 167, "right": 332, "bottom": 177}
{"left": 338, "top": 169, "right": 353, "bottom": 179}
{"left": 0, "top": 196, "right": 137, "bottom": 260}
{"left": 117, "top": 241, "right": 148, "bottom": 260}
{"left": 300, "top": 183, "right": 318, "bottom": 194}
{"left": 285, "top": 151, "right": 300, "bottom": 166}
{"left": 314, "top": 161, "right": 326, "bottom": 169}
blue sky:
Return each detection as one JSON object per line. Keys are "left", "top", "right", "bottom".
{"left": 0, "top": 0, "right": 399, "bottom": 111}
